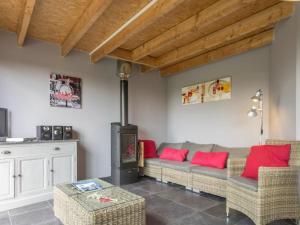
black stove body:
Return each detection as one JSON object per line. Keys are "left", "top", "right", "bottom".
{"left": 111, "top": 123, "right": 138, "bottom": 185}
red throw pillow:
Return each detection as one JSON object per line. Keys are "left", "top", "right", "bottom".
{"left": 140, "top": 140, "right": 158, "bottom": 158}
{"left": 191, "top": 151, "right": 229, "bottom": 169}
{"left": 242, "top": 144, "right": 291, "bottom": 180}
{"left": 159, "top": 148, "right": 189, "bottom": 162}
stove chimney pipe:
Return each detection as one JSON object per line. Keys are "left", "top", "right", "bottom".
{"left": 117, "top": 60, "right": 132, "bottom": 126}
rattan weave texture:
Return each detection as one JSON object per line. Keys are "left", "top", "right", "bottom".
{"left": 226, "top": 139, "right": 300, "bottom": 225}
{"left": 54, "top": 180, "right": 145, "bottom": 225}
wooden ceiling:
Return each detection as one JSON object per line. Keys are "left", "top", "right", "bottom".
{"left": 0, "top": 0, "right": 295, "bottom": 76}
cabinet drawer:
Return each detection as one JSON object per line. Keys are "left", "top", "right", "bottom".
{"left": 48, "top": 143, "right": 75, "bottom": 154}
{"left": 0, "top": 142, "right": 76, "bottom": 158}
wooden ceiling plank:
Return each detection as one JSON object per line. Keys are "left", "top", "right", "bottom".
{"left": 157, "top": 2, "right": 293, "bottom": 68}
{"left": 132, "top": 0, "right": 278, "bottom": 61}
{"left": 140, "top": 65, "right": 156, "bottom": 73}
{"left": 121, "top": 0, "right": 219, "bottom": 51}
{"left": 17, "top": 0, "right": 37, "bottom": 46}
{"left": 108, "top": 48, "right": 159, "bottom": 67}
{"left": 90, "top": 0, "right": 186, "bottom": 63}
{"left": 160, "top": 29, "right": 274, "bottom": 77}
{"left": 61, "top": 0, "right": 113, "bottom": 56}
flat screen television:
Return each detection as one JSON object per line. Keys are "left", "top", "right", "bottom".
{"left": 0, "top": 108, "right": 8, "bottom": 137}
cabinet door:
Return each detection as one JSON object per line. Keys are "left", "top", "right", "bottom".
{"left": 51, "top": 155, "right": 74, "bottom": 186}
{"left": 17, "top": 157, "right": 48, "bottom": 197}
{"left": 0, "top": 159, "right": 15, "bottom": 200}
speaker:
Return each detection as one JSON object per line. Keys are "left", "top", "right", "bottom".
{"left": 36, "top": 126, "right": 52, "bottom": 140}
{"left": 52, "top": 126, "right": 63, "bottom": 140}
{"left": 63, "top": 126, "right": 72, "bottom": 140}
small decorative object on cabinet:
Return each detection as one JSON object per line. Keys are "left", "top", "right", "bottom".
{"left": 0, "top": 140, "right": 77, "bottom": 211}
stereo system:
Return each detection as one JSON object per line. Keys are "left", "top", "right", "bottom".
{"left": 52, "top": 126, "right": 63, "bottom": 140}
{"left": 36, "top": 126, "right": 52, "bottom": 140}
{"left": 63, "top": 126, "right": 72, "bottom": 140}
{"left": 37, "top": 126, "right": 72, "bottom": 140}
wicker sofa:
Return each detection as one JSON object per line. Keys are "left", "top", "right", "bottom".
{"left": 143, "top": 141, "right": 250, "bottom": 197}
{"left": 226, "top": 139, "right": 300, "bottom": 225}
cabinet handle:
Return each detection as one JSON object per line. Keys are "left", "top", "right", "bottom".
{"left": 18, "top": 174, "right": 22, "bottom": 177}
{"left": 1, "top": 151, "right": 11, "bottom": 155}
{"left": 12, "top": 175, "right": 16, "bottom": 178}
{"left": 50, "top": 169, "right": 54, "bottom": 173}
{"left": 54, "top": 147, "right": 60, "bottom": 151}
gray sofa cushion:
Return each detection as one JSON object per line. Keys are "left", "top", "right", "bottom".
{"left": 212, "top": 144, "right": 250, "bottom": 158}
{"left": 160, "top": 160, "right": 192, "bottom": 172}
{"left": 191, "top": 165, "right": 227, "bottom": 180}
{"left": 182, "top": 142, "right": 214, "bottom": 161}
{"left": 144, "top": 158, "right": 161, "bottom": 167}
{"left": 157, "top": 142, "right": 183, "bottom": 155}
{"left": 228, "top": 176, "right": 258, "bottom": 192}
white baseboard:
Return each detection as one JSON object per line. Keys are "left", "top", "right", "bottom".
{"left": 0, "top": 192, "right": 53, "bottom": 212}
{"left": 192, "top": 188, "right": 200, "bottom": 193}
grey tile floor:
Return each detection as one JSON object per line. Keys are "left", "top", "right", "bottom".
{"left": 0, "top": 177, "right": 296, "bottom": 225}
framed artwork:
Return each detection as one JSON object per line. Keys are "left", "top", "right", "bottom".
{"left": 50, "top": 73, "right": 82, "bottom": 109}
{"left": 182, "top": 84, "right": 201, "bottom": 105}
{"left": 182, "top": 76, "right": 231, "bottom": 105}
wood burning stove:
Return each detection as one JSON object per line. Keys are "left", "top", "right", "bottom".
{"left": 111, "top": 61, "right": 138, "bottom": 185}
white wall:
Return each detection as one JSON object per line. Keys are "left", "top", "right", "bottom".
{"left": 129, "top": 69, "right": 167, "bottom": 144}
{"left": 270, "top": 14, "right": 297, "bottom": 140}
{"left": 295, "top": 4, "right": 300, "bottom": 140}
{"left": 0, "top": 31, "right": 166, "bottom": 179}
{"left": 269, "top": 3, "right": 300, "bottom": 140}
{"left": 166, "top": 47, "right": 270, "bottom": 147}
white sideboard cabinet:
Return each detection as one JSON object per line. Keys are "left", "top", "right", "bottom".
{"left": 0, "top": 140, "right": 77, "bottom": 211}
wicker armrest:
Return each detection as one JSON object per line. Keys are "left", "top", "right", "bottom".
{"left": 258, "top": 166, "right": 300, "bottom": 190}
{"left": 227, "top": 158, "right": 247, "bottom": 177}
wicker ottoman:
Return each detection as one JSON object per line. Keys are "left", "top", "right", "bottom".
{"left": 54, "top": 179, "right": 114, "bottom": 225}
{"left": 54, "top": 181, "right": 145, "bottom": 225}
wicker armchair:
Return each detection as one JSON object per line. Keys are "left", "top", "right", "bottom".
{"left": 226, "top": 140, "right": 300, "bottom": 225}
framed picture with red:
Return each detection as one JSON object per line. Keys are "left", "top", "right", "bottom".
{"left": 50, "top": 73, "right": 82, "bottom": 109}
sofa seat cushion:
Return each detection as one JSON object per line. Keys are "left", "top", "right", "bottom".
{"left": 191, "top": 166, "right": 227, "bottom": 180}
{"left": 182, "top": 142, "right": 214, "bottom": 161}
{"left": 160, "top": 160, "right": 192, "bottom": 172}
{"left": 212, "top": 145, "right": 250, "bottom": 158}
{"left": 144, "top": 158, "right": 161, "bottom": 167}
{"left": 228, "top": 176, "right": 258, "bottom": 192}
{"left": 157, "top": 142, "right": 183, "bottom": 155}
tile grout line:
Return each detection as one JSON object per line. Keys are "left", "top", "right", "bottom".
{"left": 153, "top": 187, "right": 224, "bottom": 213}
{"left": 8, "top": 204, "right": 52, "bottom": 217}
{"left": 46, "top": 199, "right": 53, "bottom": 208}
{"left": 145, "top": 188, "right": 223, "bottom": 220}
{"left": 159, "top": 194, "right": 222, "bottom": 214}
{"left": 7, "top": 210, "right": 12, "bottom": 225}
{"left": 35, "top": 218, "right": 60, "bottom": 225}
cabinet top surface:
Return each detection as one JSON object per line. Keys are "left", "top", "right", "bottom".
{"left": 0, "top": 139, "right": 79, "bottom": 146}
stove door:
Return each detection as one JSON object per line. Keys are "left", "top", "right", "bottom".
{"left": 120, "top": 133, "right": 137, "bottom": 164}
